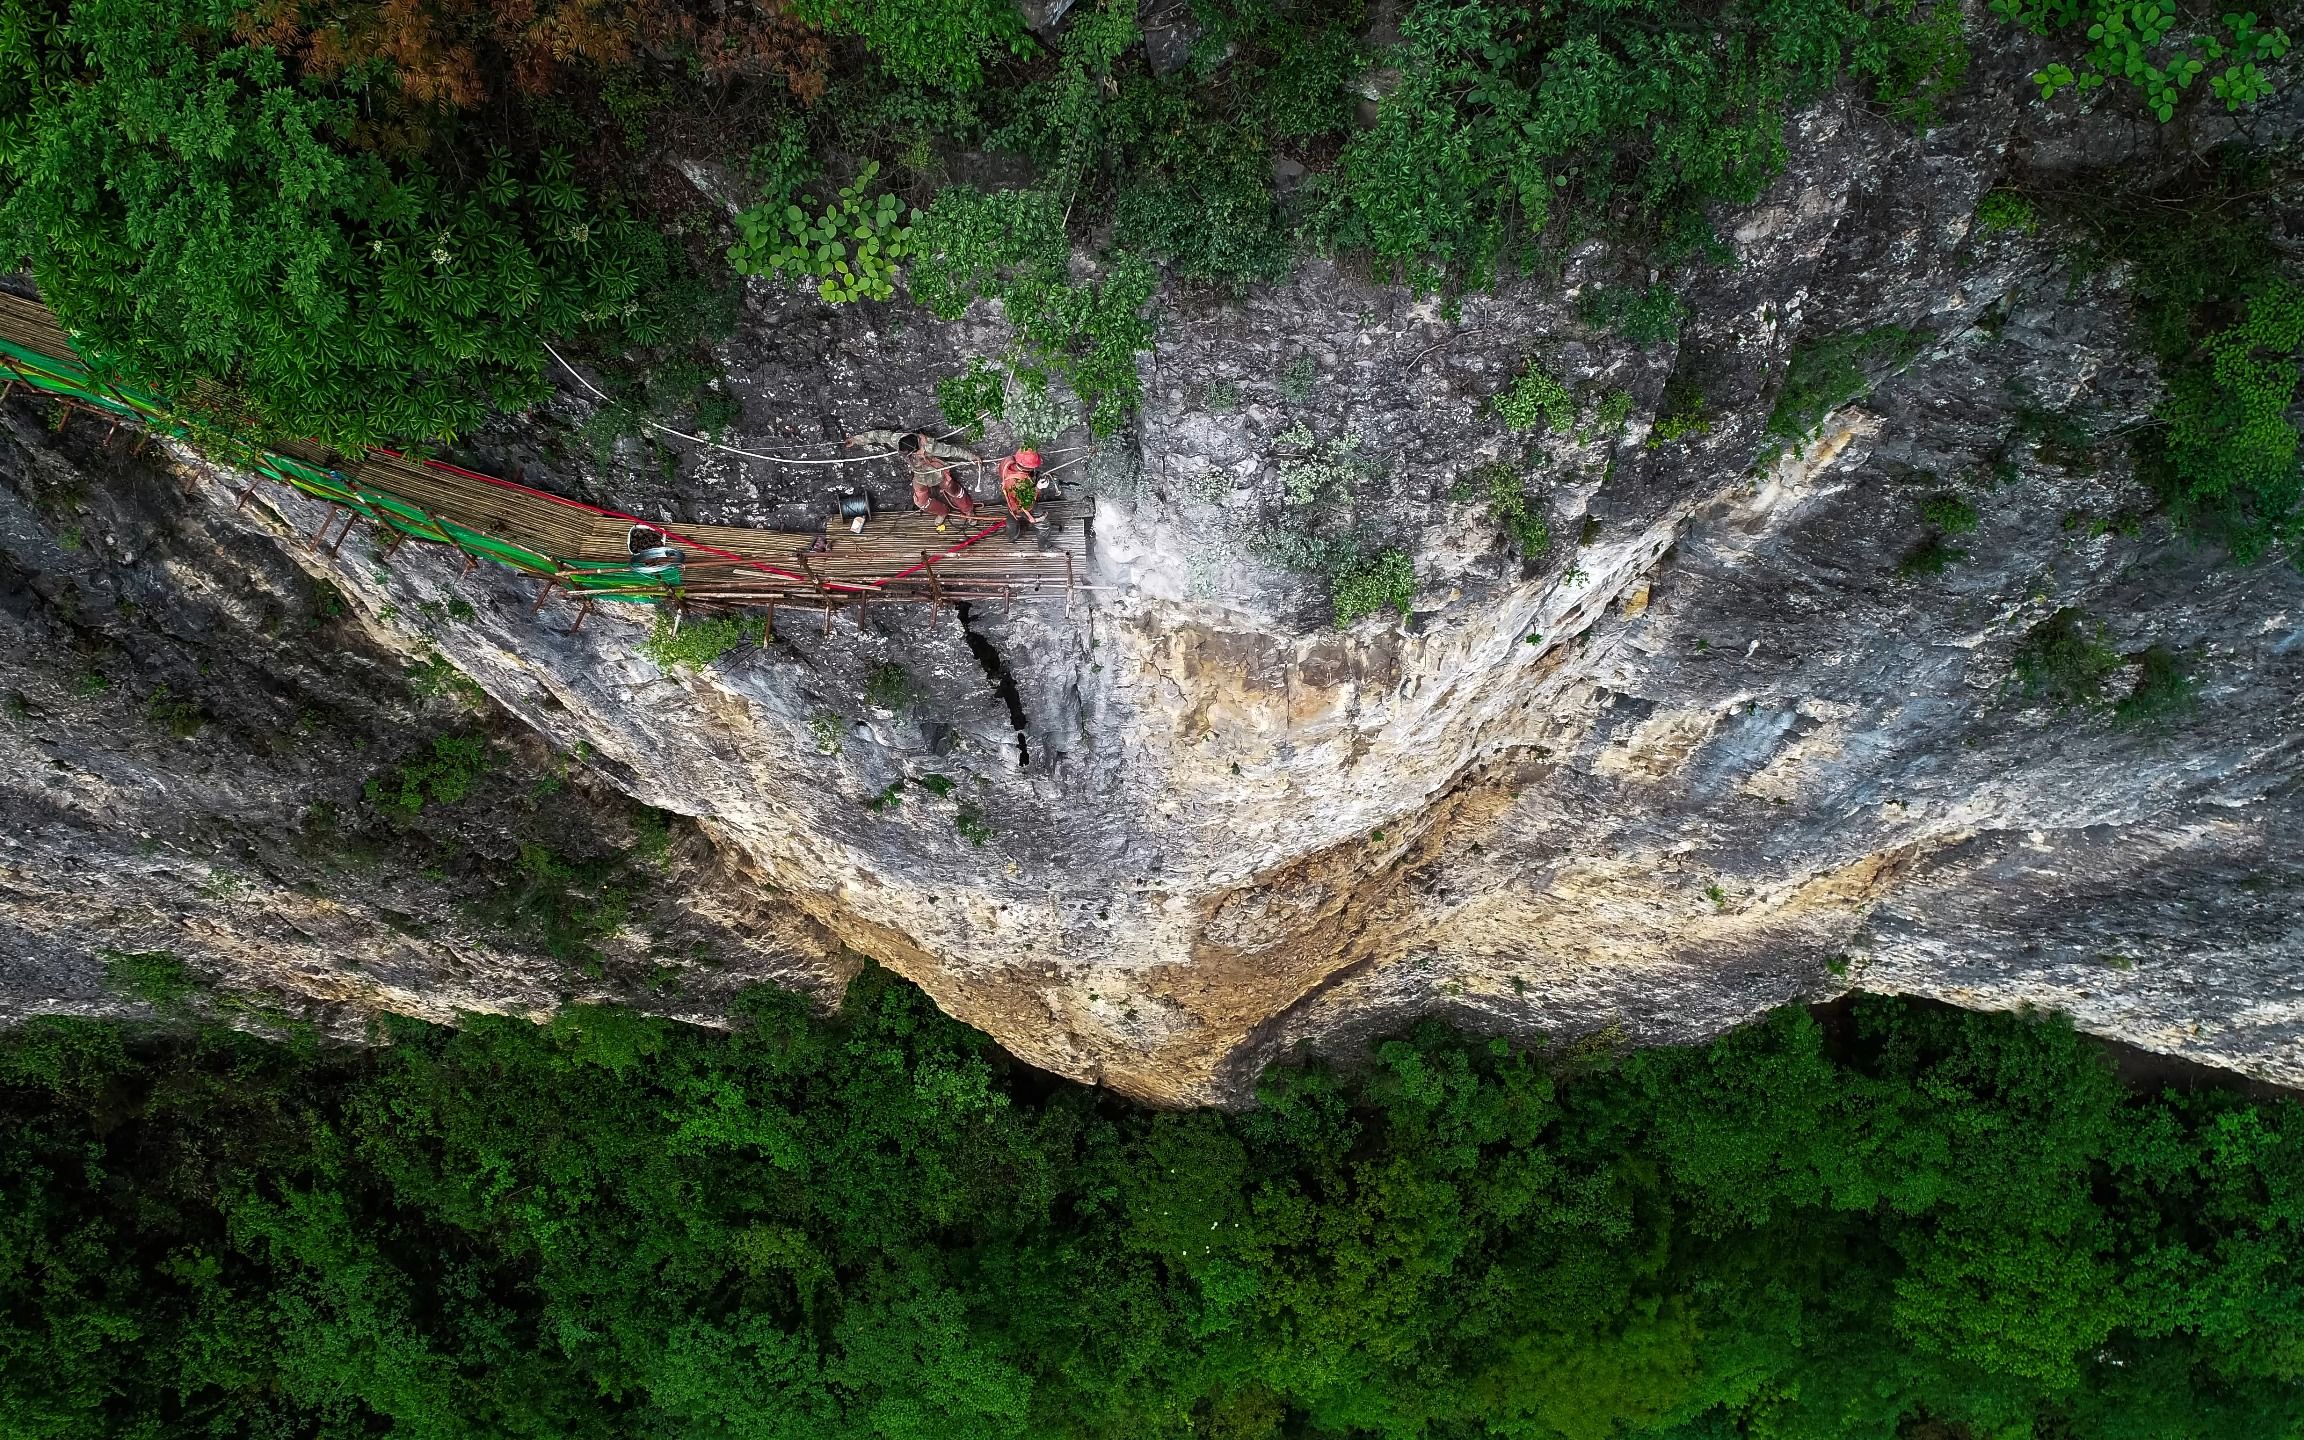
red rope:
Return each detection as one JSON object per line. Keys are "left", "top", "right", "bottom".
{"left": 372, "top": 447, "right": 1013, "bottom": 594}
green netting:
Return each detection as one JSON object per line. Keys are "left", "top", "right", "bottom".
{"left": 1, "top": 333, "right": 680, "bottom": 604}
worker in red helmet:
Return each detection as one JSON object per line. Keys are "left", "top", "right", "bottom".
{"left": 999, "top": 448, "right": 1045, "bottom": 543}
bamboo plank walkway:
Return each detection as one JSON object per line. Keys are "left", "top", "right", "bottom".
{"left": 0, "top": 292, "right": 1088, "bottom": 616}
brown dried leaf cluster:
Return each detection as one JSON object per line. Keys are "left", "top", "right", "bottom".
{"left": 235, "top": 0, "right": 827, "bottom": 108}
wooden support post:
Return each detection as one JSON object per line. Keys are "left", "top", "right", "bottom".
{"left": 382, "top": 529, "right": 408, "bottom": 560}
{"left": 328, "top": 513, "right": 357, "bottom": 556}
{"left": 762, "top": 601, "right": 775, "bottom": 645}
{"left": 921, "top": 551, "right": 944, "bottom": 605}
{"left": 308, "top": 506, "right": 336, "bottom": 546}
{"left": 532, "top": 577, "right": 557, "bottom": 614}
{"left": 571, "top": 600, "right": 593, "bottom": 634}
{"left": 461, "top": 552, "right": 479, "bottom": 577}
{"left": 234, "top": 486, "right": 255, "bottom": 511}
{"left": 822, "top": 600, "right": 833, "bottom": 636}
{"left": 1065, "top": 551, "right": 1076, "bottom": 616}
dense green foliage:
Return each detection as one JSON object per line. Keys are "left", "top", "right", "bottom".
{"left": 1995, "top": 0, "right": 2292, "bottom": 120}
{"left": 1328, "top": 546, "right": 1417, "bottom": 626}
{"left": 2056, "top": 155, "right": 2304, "bottom": 561}
{"left": 1495, "top": 361, "right": 1578, "bottom": 434}
{"left": 730, "top": 161, "right": 919, "bottom": 303}
{"left": 0, "top": 0, "right": 687, "bottom": 447}
{"left": 1304, "top": 0, "right": 1965, "bottom": 287}
{"left": 905, "top": 185, "right": 1155, "bottom": 435}
{"left": 362, "top": 734, "right": 492, "bottom": 819}
{"left": 2, "top": 974, "right": 2300, "bottom": 1439}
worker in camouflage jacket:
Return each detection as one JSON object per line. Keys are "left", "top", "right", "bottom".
{"left": 845, "top": 429, "right": 980, "bottom": 530}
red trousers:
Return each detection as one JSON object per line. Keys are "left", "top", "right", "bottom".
{"left": 916, "top": 485, "right": 977, "bottom": 519}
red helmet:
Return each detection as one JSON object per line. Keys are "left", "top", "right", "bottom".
{"left": 1013, "top": 449, "right": 1042, "bottom": 470}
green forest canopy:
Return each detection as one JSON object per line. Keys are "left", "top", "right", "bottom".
{"left": 2, "top": 968, "right": 2300, "bottom": 1439}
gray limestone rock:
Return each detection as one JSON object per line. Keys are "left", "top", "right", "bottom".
{"left": 2, "top": 52, "right": 2300, "bottom": 1099}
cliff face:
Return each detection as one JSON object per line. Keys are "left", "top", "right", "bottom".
{"left": 3, "top": 52, "right": 2300, "bottom": 1100}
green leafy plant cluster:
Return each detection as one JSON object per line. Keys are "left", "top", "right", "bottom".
{"left": 142, "top": 684, "right": 203, "bottom": 739}
{"left": 1329, "top": 547, "right": 1417, "bottom": 627}
{"left": 1305, "top": 0, "right": 1968, "bottom": 288}
{"left": 406, "top": 646, "right": 490, "bottom": 709}
{"left": 362, "top": 735, "right": 492, "bottom": 820}
{"left": 643, "top": 612, "right": 764, "bottom": 671}
{"left": 729, "top": 160, "right": 920, "bottom": 303}
{"left": 1274, "top": 424, "right": 1367, "bottom": 508}
{"left": 1995, "top": 0, "right": 2292, "bottom": 120}
{"left": 907, "top": 186, "right": 1156, "bottom": 434}
{"left": 1494, "top": 361, "right": 1577, "bottom": 433}
{"left": 936, "top": 356, "right": 1009, "bottom": 437}
{"left": 2151, "top": 277, "right": 2304, "bottom": 557}
{"left": 1765, "top": 325, "right": 1925, "bottom": 445}
{"left": 953, "top": 802, "right": 993, "bottom": 845}
{"left": 2070, "top": 158, "right": 2304, "bottom": 560}
{"left": 1463, "top": 462, "right": 1551, "bottom": 555}
{"left": 791, "top": 0, "right": 1033, "bottom": 90}
{"left": 864, "top": 662, "right": 915, "bottom": 710}
{"left": 0, "top": 0, "right": 681, "bottom": 448}
{"left": 2010, "top": 606, "right": 2124, "bottom": 708}
{"left": 2, "top": 973, "right": 2301, "bottom": 1439}
{"left": 1977, "top": 189, "right": 2039, "bottom": 234}
{"left": 1896, "top": 533, "right": 1967, "bottom": 579}
{"left": 1923, "top": 493, "right": 1981, "bottom": 533}
{"left": 1578, "top": 282, "right": 1688, "bottom": 345}
{"left": 2116, "top": 643, "right": 2198, "bottom": 724}
{"left": 1003, "top": 374, "right": 1083, "bottom": 447}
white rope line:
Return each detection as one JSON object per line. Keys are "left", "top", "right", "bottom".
{"left": 543, "top": 339, "right": 990, "bottom": 466}
{"left": 541, "top": 339, "right": 1095, "bottom": 471}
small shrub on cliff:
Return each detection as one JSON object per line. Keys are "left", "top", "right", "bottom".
{"left": 643, "top": 613, "right": 762, "bottom": 672}
{"left": 1331, "top": 548, "right": 1417, "bottom": 627}
{"left": 865, "top": 662, "right": 916, "bottom": 710}
{"left": 1976, "top": 190, "right": 2038, "bottom": 235}
{"left": 1766, "top": 326, "right": 1926, "bottom": 446}
{"left": 1578, "top": 283, "right": 1688, "bottom": 346}
{"left": 1465, "top": 463, "right": 1551, "bottom": 556}
{"left": 2009, "top": 606, "right": 2121, "bottom": 709}
{"left": 101, "top": 950, "right": 194, "bottom": 1010}
{"left": 364, "top": 736, "right": 492, "bottom": 820}
{"left": 2115, "top": 644, "right": 2197, "bottom": 726}
{"left": 1494, "top": 362, "right": 1577, "bottom": 434}
{"left": 1922, "top": 494, "right": 1981, "bottom": 534}
{"left": 1896, "top": 534, "right": 1966, "bottom": 579}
